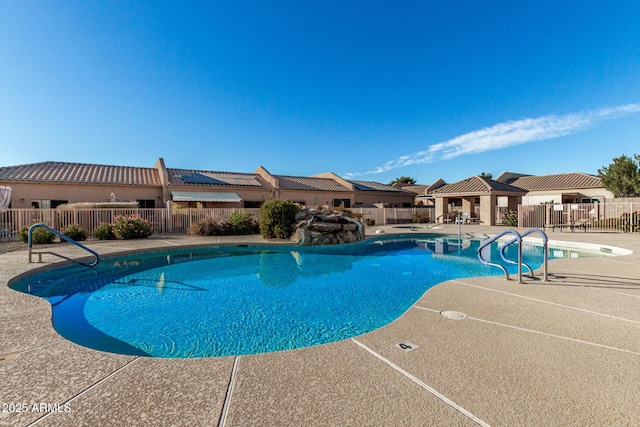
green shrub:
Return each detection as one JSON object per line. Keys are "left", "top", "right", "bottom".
{"left": 94, "top": 223, "right": 116, "bottom": 240}
{"left": 188, "top": 216, "right": 231, "bottom": 236}
{"left": 258, "top": 199, "right": 300, "bottom": 239}
{"left": 112, "top": 215, "right": 153, "bottom": 240}
{"left": 503, "top": 210, "right": 518, "bottom": 227}
{"left": 228, "top": 210, "right": 260, "bottom": 235}
{"left": 61, "top": 224, "right": 87, "bottom": 241}
{"left": 412, "top": 209, "right": 431, "bottom": 223}
{"left": 18, "top": 226, "right": 56, "bottom": 244}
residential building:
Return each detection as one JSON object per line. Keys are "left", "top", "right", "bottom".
{"left": 430, "top": 172, "right": 612, "bottom": 225}
{"left": 431, "top": 176, "right": 527, "bottom": 225}
{"left": 0, "top": 159, "right": 415, "bottom": 210}
{"left": 495, "top": 172, "right": 613, "bottom": 204}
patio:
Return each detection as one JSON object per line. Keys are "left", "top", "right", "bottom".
{"left": 1, "top": 226, "right": 639, "bottom": 426}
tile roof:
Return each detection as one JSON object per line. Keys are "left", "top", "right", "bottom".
{"left": 432, "top": 176, "right": 527, "bottom": 195}
{"left": 168, "top": 169, "right": 272, "bottom": 188}
{"left": 349, "top": 180, "right": 416, "bottom": 194}
{"left": 494, "top": 172, "right": 532, "bottom": 185}
{"left": 400, "top": 179, "right": 447, "bottom": 196}
{"left": 275, "top": 175, "right": 352, "bottom": 192}
{"left": 508, "top": 173, "right": 603, "bottom": 191}
{"left": 0, "top": 162, "right": 161, "bottom": 186}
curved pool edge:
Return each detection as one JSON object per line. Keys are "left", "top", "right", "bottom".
{"left": 3, "top": 229, "right": 632, "bottom": 359}
{"left": 5, "top": 227, "right": 633, "bottom": 297}
{"left": 2, "top": 229, "right": 640, "bottom": 425}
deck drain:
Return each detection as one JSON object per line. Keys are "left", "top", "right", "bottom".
{"left": 440, "top": 310, "right": 468, "bottom": 320}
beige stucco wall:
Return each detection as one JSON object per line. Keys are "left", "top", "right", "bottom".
{"left": 354, "top": 192, "right": 414, "bottom": 208}
{"left": 479, "top": 194, "right": 496, "bottom": 225}
{"left": 522, "top": 188, "right": 614, "bottom": 205}
{"left": 508, "top": 196, "right": 521, "bottom": 211}
{"left": 277, "top": 190, "right": 352, "bottom": 207}
{"left": 434, "top": 197, "right": 447, "bottom": 222}
{"left": 462, "top": 197, "right": 473, "bottom": 215}
{"left": 167, "top": 187, "right": 274, "bottom": 209}
{"left": 1, "top": 179, "right": 415, "bottom": 211}
{"left": 235, "top": 188, "right": 275, "bottom": 204}
{"left": 2, "top": 182, "right": 163, "bottom": 209}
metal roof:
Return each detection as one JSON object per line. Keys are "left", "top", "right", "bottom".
{"left": 170, "top": 191, "right": 242, "bottom": 202}
{"left": 349, "top": 180, "right": 416, "bottom": 194}
{"left": 432, "top": 176, "right": 527, "bottom": 195}
{"left": 508, "top": 173, "right": 603, "bottom": 191}
{"left": 275, "top": 175, "right": 352, "bottom": 192}
{"left": 0, "top": 162, "right": 162, "bottom": 186}
{"left": 168, "top": 169, "right": 271, "bottom": 188}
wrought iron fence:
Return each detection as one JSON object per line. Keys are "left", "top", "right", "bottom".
{"left": 352, "top": 207, "right": 423, "bottom": 225}
{"left": 5, "top": 200, "right": 640, "bottom": 242}
{"left": 518, "top": 202, "right": 640, "bottom": 232}
{"left": 0, "top": 207, "right": 433, "bottom": 242}
{"left": 0, "top": 207, "right": 424, "bottom": 242}
{"left": 0, "top": 208, "right": 260, "bottom": 241}
{"left": 4, "top": 202, "right": 639, "bottom": 243}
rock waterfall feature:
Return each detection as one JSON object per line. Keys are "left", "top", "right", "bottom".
{"left": 290, "top": 206, "right": 365, "bottom": 246}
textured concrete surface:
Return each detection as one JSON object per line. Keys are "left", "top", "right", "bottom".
{"left": 1, "top": 227, "right": 639, "bottom": 426}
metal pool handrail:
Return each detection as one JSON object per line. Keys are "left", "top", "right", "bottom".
{"left": 499, "top": 229, "right": 549, "bottom": 282}
{"left": 499, "top": 240, "right": 534, "bottom": 279}
{"left": 28, "top": 223, "right": 100, "bottom": 267}
{"left": 477, "top": 229, "right": 523, "bottom": 282}
{"left": 517, "top": 228, "right": 549, "bottom": 282}
{"left": 426, "top": 214, "right": 447, "bottom": 229}
{"left": 478, "top": 228, "right": 550, "bottom": 283}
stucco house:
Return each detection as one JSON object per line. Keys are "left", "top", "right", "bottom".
{"left": 0, "top": 158, "right": 415, "bottom": 210}
{"left": 0, "top": 160, "right": 164, "bottom": 209}
{"left": 431, "top": 176, "right": 526, "bottom": 225}
{"left": 399, "top": 179, "right": 447, "bottom": 207}
{"left": 430, "top": 172, "right": 613, "bottom": 225}
{"left": 495, "top": 172, "right": 613, "bottom": 204}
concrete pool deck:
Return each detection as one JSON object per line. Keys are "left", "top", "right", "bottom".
{"left": 1, "top": 226, "right": 639, "bottom": 426}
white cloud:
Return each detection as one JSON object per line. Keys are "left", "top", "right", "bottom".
{"left": 343, "top": 104, "right": 640, "bottom": 179}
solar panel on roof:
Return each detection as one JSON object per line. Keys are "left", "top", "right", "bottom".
{"left": 351, "top": 181, "right": 375, "bottom": 191}
{"left": 205, "top": 173, "right": 262, "bottom": 186}
{"left": 181, "top": 173, "right": 226, "bottom": 184}
{"left": 350, "top": 180, "right": 398, "bottom": 191}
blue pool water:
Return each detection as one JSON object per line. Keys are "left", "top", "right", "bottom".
{"left": 9, "top": 235, "right": 601, "bottom": 358}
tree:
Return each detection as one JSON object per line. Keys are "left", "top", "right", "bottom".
{"left": 388, "top": 176, "right": 416, "bottom": 186}
{"left": 258, "top": 199, "right": 300, "bottom": 239}
{"left": 598, "top": 154, "right": 640, "bottom": 197}
{"left": 479, "top": 172, "right": 493, "bottom": 180}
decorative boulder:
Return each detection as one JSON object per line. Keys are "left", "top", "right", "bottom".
{"left": 290, "top": 206, "right": 365, "bottom": 246}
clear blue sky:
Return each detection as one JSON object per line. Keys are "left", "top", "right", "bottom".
{"left": 1, "top": 1, "right": 639, "bottom": 184}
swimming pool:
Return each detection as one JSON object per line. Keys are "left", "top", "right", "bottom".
{"left": 9, "top": 234, "right": 606, "bottom": 358}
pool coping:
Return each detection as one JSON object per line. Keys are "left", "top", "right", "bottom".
{"left": 1, "top": 225, "right": 639, "bottom": 426}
